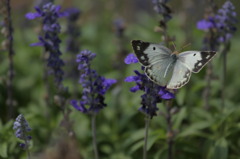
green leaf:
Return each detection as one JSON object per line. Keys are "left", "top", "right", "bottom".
{"left": 147, "top": 133, "right": 160, "bottom": 150}
{"left": 0, "top": 143, "right": 8, "bottom": 158}
{"left": 129, "top": 140, "right": 143, "bottom": 154}
{"left": 213, "top": 138, "right": 228, "bottom": 159}
{"left": 177, "top": 121, "right": 211, "bottom": 137}
{"left": 176, "top": 88, "right": 186, "bottom": 105}
{"left": 173, "top": 107, "right": 187, "bottom": 129}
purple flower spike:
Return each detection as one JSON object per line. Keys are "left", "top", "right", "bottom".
{"left": 26, "top": 2, "right": 66, "bottom": 87}
{"left": 197, "top": 1, "right": 237, "bottom": 44}
{"left": 13, "top": 114, "right": 32, "bottom": 149}
{"left": 124, "top": 53, "right": 139, "bottom": 64}
{"left": 70, "top": 50, "right": 116, "bottom": 114}
{"left": 125, "top": 65, "right": 174, "bottom": 118}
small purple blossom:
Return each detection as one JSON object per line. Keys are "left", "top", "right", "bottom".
{"left": 124, "top": 53, "right": 139, "bottom": 64}
{"left": 26, "top": 2, "right": 66, "bottom": 86}
{"left": 70, "top": 50, "right": 116, "bottom": 114}
{"left": 197, "top": 18, "right": 215, "bottom": 30}
{"left": 25, "top": 12, "right": 41, "bottom": 19}
{"left": 13, "top": 114, "right": 32, "bottom": 149}
{"left": 125, "top": 54, "right": 174, "bottom": 118}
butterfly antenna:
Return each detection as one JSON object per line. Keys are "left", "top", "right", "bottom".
{"left": 171, "top": 41, "right": 177, "bottom": 51}
{"left": 180, "top": 43, "right": 191, "bottom": 52}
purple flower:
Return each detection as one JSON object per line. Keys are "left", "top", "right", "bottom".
{"left": 26, "top": 2, "right": 66, "bottom": 86}
{"left": 13, "top": 114, "right": 32, "bottom": 149}
{"left": 125, "top": 53, "right": 175, "bottom": 118}
{"left": 124, "top": 53, "right": 139, "bottom": 64}
{"left": 70, "top": 50, "right": 116, "bottom": 114}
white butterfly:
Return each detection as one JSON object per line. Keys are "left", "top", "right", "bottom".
{"left": 131, "top": 40, "right": 217, "bottom": 89}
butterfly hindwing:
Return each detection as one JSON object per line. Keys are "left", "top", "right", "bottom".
{"left": 145, "top": 57, "right": 175, "bottom": 87}
{"left": 167, "top": 61, "right": 192, "bottom": 89}
{"left": 178, "top": 51, "right": 216, "bottom": 73}
{"left": 131, "top": 40, "right": 172, "bottom": 66}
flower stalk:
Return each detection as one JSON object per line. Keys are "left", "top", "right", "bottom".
{"left": 1, "top": 0, "right": 15, "bottom": 119}
{"left": 166, "top": 99, "right": 173, "bottom": 159}
{"left": 91, "top": 114, "right": 99, "bottom": 159}
{"left": 143, "top": 115, "right": 151, "bottom": 159}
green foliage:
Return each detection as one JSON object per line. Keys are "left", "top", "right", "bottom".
{"left": 0, "top": 0, "right": 240, "bottom": 159}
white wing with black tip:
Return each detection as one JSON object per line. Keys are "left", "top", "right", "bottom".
{"left": 131, "top": 40, "right": 172, "bottom": 66}
{"left": 178, "top": 51, "right": 216, "bottom": 73}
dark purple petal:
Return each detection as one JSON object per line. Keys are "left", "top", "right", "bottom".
{"left": 162, "top": 93, "right": 174, "bottom": 99}
{"left": 19, "top": 143, "right": 26, "bottom": 149}
{"left": 70, "top": 100, "right": 86, "bottom": 112}
{"left": 197, "top": 19, "right": 214, "bottom": 30}
{"left": 130, "top": 85, "right": 140, "bottom": 92}
{"left": 124, "top": 53, "right": 138, "bottom": 64}
{"left": 103, "top": 79, "right": 117, "bottom": 87}
{"left": 25, "top": 12, "right": 41, "bottom": 20}
{"left": 30, "top": 42, "right": 44, "bottom": 47}
{"left": 125, "top": 76, "right": 136, "bottom": 82}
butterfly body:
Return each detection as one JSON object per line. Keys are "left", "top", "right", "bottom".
{"left": 131, "top": 40, "right": 216, "bottom": 89}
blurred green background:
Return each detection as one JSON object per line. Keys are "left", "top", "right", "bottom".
{"left": 1, "top": 0, "right": 240, "bottom": 159}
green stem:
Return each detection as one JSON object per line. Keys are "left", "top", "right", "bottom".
{"left": 6, "top": 0, "right": 15, "bottom": 120}
{"left": 166, "top": 100, "right": 173, "bottom": 159}
{"left": 222, "top": 51, "right": 226, "bottom": 108}
{"left": 143, "top": 115, "right": 151, "bottom": 159}
{"left": 221, "top": 42, "right": 230, "bottom": 109}
{"left": 91, "top": 114, "right": 99, "bottom": 159}
{"left": 24, "top": 139, "right": 31, "bottom": 159}
{"left": 203, "top": 62, "right": 212, "bottom": 110}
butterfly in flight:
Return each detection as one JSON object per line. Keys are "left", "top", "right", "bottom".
{"left": 131, "top": 40, "right": 217, "bottom": 89}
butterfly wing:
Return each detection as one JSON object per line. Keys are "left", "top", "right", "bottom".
{"left": 145, "top": 57, "right": 175, "bottom": 86}
{"left": 131, "top": 40, "right": 172, "bottom": 66}
{"left": 167, "top": 51, "right": 216, "bottom": 89}
{"left": 177, "top": 51, "right": 216, "bottom": 73}
{"left": 131, "top": 40, "right": 174, "bottom": 86}
{"left": 166, "top": 60, "right": 192, "bottom": 89}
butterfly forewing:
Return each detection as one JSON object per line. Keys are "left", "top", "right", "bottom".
{"left": 178, "top": 51, "right": 216, "bottom": 73}
{"left": 132, "top": 40, "right": 172, "bottom": 66}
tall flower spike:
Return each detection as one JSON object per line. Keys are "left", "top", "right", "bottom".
{"left": 26, "top": 2, "right": 67, "bottom": 87}
{"left": 13, "top": 114, "right": 32, "bottom": 149}
{"left": 124, "top": 54, "right": 174, "bottom": 118}
{"left": 215, "top": 1, "right": 237, "bottom": 43}
{"left": 197, "top": 1, "right": 237, "bottom": 44}
{"left": 65, "top": 8, "right": 81, "bottom": 53}
{"left": 152, "top": 0, "right": 172, "bottom": 28}
{"left": 70, "top": 50, "right": 116, "bottom": 114}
